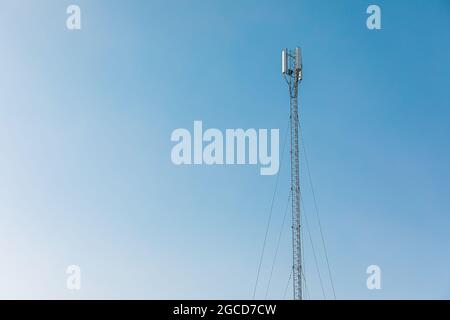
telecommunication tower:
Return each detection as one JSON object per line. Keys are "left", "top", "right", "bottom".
{"left": 282, "top": 47, "right": 303, "bottom": 300}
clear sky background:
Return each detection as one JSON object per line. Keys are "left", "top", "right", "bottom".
{"left": 0, "top": 0, "right": 449, "bottom": 299}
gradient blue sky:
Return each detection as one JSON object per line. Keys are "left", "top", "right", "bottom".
{"left": 0, "top": 0, "right": 449, "bottom": 299}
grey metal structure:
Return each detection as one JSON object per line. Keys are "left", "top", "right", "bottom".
{"left": 282, "top": 48, "right": 303, "bottom": 300}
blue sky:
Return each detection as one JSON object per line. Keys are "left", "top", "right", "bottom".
{"left": 0, "top": 0, "right": 449, "bottom": 299}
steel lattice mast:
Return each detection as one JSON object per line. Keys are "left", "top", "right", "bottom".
{"left": 282, "top": 48, "right": 303, "bottom": 300}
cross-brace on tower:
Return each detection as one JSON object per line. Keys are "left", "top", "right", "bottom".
{"left": 282, "top": 47, "right": 303, "bottom": 300}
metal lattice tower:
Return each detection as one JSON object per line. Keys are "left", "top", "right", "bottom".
{"left": 282, "top": 48, "right": 303, "bottom": 300}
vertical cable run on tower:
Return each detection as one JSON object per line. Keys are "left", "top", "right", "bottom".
{"left": 282, "top": 47, "right": 303, "bottom": 300}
